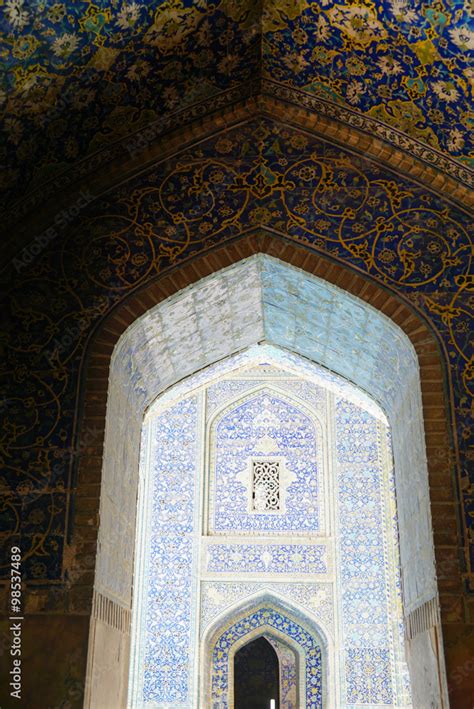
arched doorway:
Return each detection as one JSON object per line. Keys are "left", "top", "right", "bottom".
{"left": 204, "top": 598, "right": 325, "bottom": 708}
{"left": 234, "top": 636, "right": 280, "bottom": 708}
{"left": 126, "top": 331, "right": 411, "bottom": 706}
{"left": 84, "top": 253, "right": 448, "bottom": 707}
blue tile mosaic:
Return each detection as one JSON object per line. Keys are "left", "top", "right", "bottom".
{"left": 130, "top": 357, "right": 410, "bottom": 706}
{"left": 210, "top": 390, "right": 321, "bottom": 534}
{"left": 211, "top": 606, "right": 323, "bottom": 709}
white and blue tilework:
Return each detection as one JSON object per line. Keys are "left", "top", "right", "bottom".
{"left": 210, "top": 390, "right": 321, "bottom": 534}
{"left": 206, "top": 543, "right": 327, "bottom": 574}
{"left": 211, "top": 606, "right": 323, "bottom": 709}
{"left": 129, "top": 351, "right": 411, "bottom": 708}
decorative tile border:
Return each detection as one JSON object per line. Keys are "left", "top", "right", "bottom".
{"left": 206, "top": 542, "right": 328, "bottom": 575}
{"left": 200, "top": 581, "right": 334, "bottom": 635}
{"left": 345, "top": 648, "right": 393, "bottom": 705}
{"left": 262, "top": 81, "right": 473, "bottom": 188}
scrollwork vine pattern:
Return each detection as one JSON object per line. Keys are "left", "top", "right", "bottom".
{"left": 0, "top": 118, "right": 472, "bottom": 587}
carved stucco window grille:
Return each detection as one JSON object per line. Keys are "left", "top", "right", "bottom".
{"left": 252, "top": 460, "right": 280, "bottom": 512}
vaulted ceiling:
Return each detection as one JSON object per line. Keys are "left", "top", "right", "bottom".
{"left": 1, "top": 0, "right": 472, "bottom": 219}
{"left": 1, "top": 4, "right": 474, "bottom": 695}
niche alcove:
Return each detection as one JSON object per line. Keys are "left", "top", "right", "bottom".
{"left": 85, "top": 254, "right": 448, "bottom": 707}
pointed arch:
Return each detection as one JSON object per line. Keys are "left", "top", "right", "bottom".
{"left": 81, "top": 243, "right": 453, "bottom": 707}
{"left": 200, "top": 589, "right": 333, "bottom": 709}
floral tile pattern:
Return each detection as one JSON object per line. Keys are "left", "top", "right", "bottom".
{"left": 1, "top": 0, "right": 472, "bottom": 207}
{"left": 336, "top": 400, "right": 396, "bottom": 702}
{"left": 1, "top": 118, "right": 472, "bottom": 593}
{"left": 0, "top": 0, "right": 260, "bottom": 204}
{"left": 211, "top": 606, "right": 323, "bottom": 708}
{"left": 263, "top": 1, "right": 473, "bottom": 168}
{"left": 130, "top": 359, "right": 410, "bottom": 706}
{"left": 142, "top": 394, "right": 199, "bottom": 704}
{"left": 346, "top": 648, "right": 393, "bottom": 705}
{"left": 200, "top": 580, "right": 335, "bottom": 634}
{"left": 210, "top": 390, "right": 322, "bottom": 533}
{"left": 206, "top": 543, "right": 328, "bottom": 574}
{"left": 266, "top": 634, "right": 298, "bottom": 709}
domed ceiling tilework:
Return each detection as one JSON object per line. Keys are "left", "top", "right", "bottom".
{"left": 263, "top": 0, "right": 473, "bottom": 167}
{"left": 1, "top": 0, "right": 472, "bottom": 211}
{"left": 0, "top": 118, "right": 472, "bottom": 587}
{"left": 0, "top": 0, "right": 261, "bottom": 206}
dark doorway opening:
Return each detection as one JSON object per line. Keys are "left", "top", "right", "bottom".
{"left": 234, "top": 636, "right": 280, "bottom": 709}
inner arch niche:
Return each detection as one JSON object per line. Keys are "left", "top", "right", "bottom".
{"left": 85, "top": 254, "right": 448, "bottom": 707}
{"left": 128, "top": 344, "right": 405, "bottom": 707}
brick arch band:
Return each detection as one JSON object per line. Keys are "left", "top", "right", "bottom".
{"left": 9, "top": 97, "right": 472, "bottom": 267}
{"left": 77, "top": 234, "right": 459, "bottom": 707}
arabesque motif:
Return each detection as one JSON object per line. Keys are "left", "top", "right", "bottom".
{"left": 0, "top": 118, "right": 472, "bottom": 588}
{"left": 1, "top": 0, "right": 472, "bottom": 208}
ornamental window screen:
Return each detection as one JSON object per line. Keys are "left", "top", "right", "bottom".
{"left": 252, "top": 460, "right": 280, "bottom": 512}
